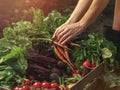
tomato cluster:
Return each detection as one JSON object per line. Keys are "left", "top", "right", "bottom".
{"left": 13, "top": 82, "right": 59, "bottom": 90}
{"left": 13, "top": 76, "right": 69, "bottom": 90}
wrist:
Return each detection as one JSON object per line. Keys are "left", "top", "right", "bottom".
{"left": 77, "top": 21, "right": 87, "bottom": 30}
{"left": 65, "top": 17, "right": 78, "bottom": 24}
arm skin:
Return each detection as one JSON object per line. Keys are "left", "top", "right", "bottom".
{"left": 79, "top": 0, "right": 110, "bottom": 28}
{"left": 52, "top": 0, "right": 93, "bottom": 39}
{"left": 66, "top": 0, "right": 93, "bottom": 24}
{"left": 112, "top": 0, "right": 120, "bottom": 31}
{"left": 52, "top": 0, "right": 110, "bottom": 45}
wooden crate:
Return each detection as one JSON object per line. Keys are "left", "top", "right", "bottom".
{"left": 70, "top": 63, "right": 104, "bottom": 90}
{"left": 70, "top": 62, "right": 120, "bottom": 90}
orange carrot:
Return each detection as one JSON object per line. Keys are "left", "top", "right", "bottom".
{"left": 56, "top": 46, "right": 67, "bottom": 59}
{"left": 53, "top": 41, "right": 69, "bottom": 50}
{"left": 57, "top": 46, "right": 74, "bottom": 71}
{"left": 70, "top": 42, "right": 81, "bottom": 47}
{"left": 54, "top": 46, "right": 74, "bottom": 71}
{"left": 64, "top": 48, "right": 74, "bottom": 68}
{"left": 54, "top": 46, "right": 67, "bottom": 64}
{"left": 64, "top": 49, "right": 70, "bottom": 61}
{"left": 56, "top": 46, "right": 73, "bottom": 67}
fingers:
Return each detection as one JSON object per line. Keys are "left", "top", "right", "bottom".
{"left": 57, "top": 28, "right": 68, "bottom": 41}
{"left": 52, "top": 32, "right": 56, "bottom": 40}
{"left": 61, "top": 35, "right": 73, "bottom": 45}
{"left": 52, "top": 28, "right": 59, "bottom": 40}
{"left": 52, "top": 22, "right": 82, "bottom": 45}
{"left": 52, "top": 25, "right": 67, "bottom": 41}
{"left": 58, "top": 29, "right": 70, "bottom": 43}
{"left": 52, "top": 27, "right": 63, "bottom": 40}
{"left": 59, "top": 31, "right": 77, "bottom": 45}
{"left": 52, "top": 26, "right": 73, "bottom": 45}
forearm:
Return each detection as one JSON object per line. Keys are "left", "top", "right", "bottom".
{"left": 66, "top": 0, "right": 93, "bottom": 24}
{"left": 113, "top": 0, "right": 120, "bottom": 30}
{"left": 79, "top": 0, "right": 110, "bottom": 28}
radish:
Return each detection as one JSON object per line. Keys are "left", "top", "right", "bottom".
{"left": 71, "top": 70, "right": 82, "bottom": 77}
{"left": 82, "top": 60, "right": 95, "bottom": 70}
{"left": 83, "top": 60, "right": 91, "bottom": 68}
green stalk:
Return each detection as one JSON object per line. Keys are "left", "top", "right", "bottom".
{"left": 31, "top": 38, "right": 52, "bottom": 41}
{"left": 91, "top": 55, "right": 94, "bottom": 64}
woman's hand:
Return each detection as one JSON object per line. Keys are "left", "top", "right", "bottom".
{"left": 52, "top": 22, "right": 85, "bottom": 45}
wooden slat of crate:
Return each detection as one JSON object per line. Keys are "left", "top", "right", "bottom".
{"left": 70, "top": 63, "right": 104, "bottom": 90}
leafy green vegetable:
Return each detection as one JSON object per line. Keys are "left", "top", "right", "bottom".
{"left": 3, "top": 21, "right": 32, "bottom": 49}
{"left": 0, "top": 38, "right": 12, "bottom": 57}
{"left": 71, "top": 33, "right": 117, "bottom": 70}
{"left": 0, "top": 8, "right": 68, "bottom": 89}
{"left": 0, "top": 45, "right": 27, "bottom": 89}
{"left": 102, "top": 48, "right": 112, "bottom": 59}
{"left": 1, "top": 7, "right": 118, "bottom": 89}
{"left": 0, "top": 66, "right": 25, "bottom": 89}
{"left": 3, "top": 46, "right": 27, "bottom": 74}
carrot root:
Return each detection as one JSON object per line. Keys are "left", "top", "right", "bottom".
{"left": 70, "top": 42, "right": 81, "bottom": 47}
{"left": 54, "top": 46, "right": 74, "bottom": 72}
{"left": 53, "top": 41, "right": 69, "bottom": 50}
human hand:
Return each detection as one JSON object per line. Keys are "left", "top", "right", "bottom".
{"left": 52, "top": 22, "right": 85, "bottom": 45}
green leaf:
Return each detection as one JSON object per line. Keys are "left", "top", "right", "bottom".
{"left": 2, "top": 46, "right": 27, "bottom": 74}
{"left": 102, "top": 48, "right": 112, "bottom": 59}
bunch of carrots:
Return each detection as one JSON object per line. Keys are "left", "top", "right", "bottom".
{"left": 51, "top": 41, "right": 80, "bottom": 72}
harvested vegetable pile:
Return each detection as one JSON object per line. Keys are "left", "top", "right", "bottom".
{"left": 0, "top": 8, "right": 119, "bottom": 90}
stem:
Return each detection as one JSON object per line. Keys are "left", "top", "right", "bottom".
{"left": 70, "top": 42, "right": 81, "bottom": 47}
{"left": 59, "top": 77, "right": 62, "bottom": 86}
{"left": 31, "top": 38, "right": 52, "bottom": 41}
{"left": 91, "top": 55, "right": 94, "bottom": 64}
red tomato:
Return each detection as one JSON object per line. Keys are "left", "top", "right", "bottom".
{"left": 18, "top": 87, "right": 23, "bottom": 90}
{"left": 42, "top": 82, "right": 50, "bottom": 88}
{"left": 32, "top": 82, "right": 42, "bottom": 88}
{"left": 43, "top": 88, "right": 49, "bottom": 90}
{"left": 24, "top": 79, "right": 31, "bottom": 85}
{"left": 13, "top": 86, "right": 20, "bottom": 90}
{"left": 22, "top": 86, "right": 30, "bottom": 90}
{"left": 50, "top": 82, "right": 58, "bottom": 88}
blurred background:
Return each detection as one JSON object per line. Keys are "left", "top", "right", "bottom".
{"left": 0, "top": 0, "right": 115, "bottom": 37}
